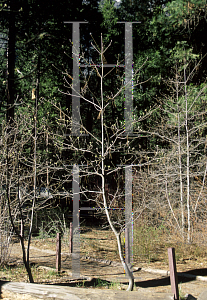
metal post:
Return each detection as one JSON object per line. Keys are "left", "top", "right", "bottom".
{"left": 168, "top": 247, "right": 179, "bottom": 300}
{"left": 125, "top": 165, "right": 133, "bottom": 274}
{"left": 72, "top": 22, "right": 80, "bottom": 136}
{"left": 63, "top": 21, "right": 88, "bottom": 136}
{"left": 72, "top": 164, "right": 80, "bottom": 278}
{"left": 117, "top": 21, "right": 140, "bottom": 136}
{"left": 69, "top": 222, "right": 73, "bottom": 254}
{"left": 56, "top": 232, "right": 61, "bottom": 273}
{"left": 124, "top": 22, "right": 133, "bottom": 135}
{"left": 125, "top": 227, "right": 130, "bottom": 266}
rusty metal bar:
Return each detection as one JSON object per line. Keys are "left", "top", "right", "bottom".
{"left": 168, "top": 247, "right": 179, "bottom": 300}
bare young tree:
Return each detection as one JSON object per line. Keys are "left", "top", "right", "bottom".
{"left": 1, "top": 101, "right": 54, "bottom": 282}
{"left": 52, "top": 34, "right": 154, "bottom": 291}
{"left": 141, "top": 59, "right": 207, "bottom": 243}
{"left": 0, "top": 120, "right": 15, "bottom": 266}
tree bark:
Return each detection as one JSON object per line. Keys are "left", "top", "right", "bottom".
{"left": 7, "top": 0, "right": 15, "bottom": 124}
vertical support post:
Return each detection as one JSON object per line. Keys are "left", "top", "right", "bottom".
{"left": 125, "top": 227, "right": 130, "bottom": 265}
{"left": 124, "top": 22, "right": 133, "bottom": 135}
{"left": 72, "top": 22, "right": 80, "bottom": 136}
{"left": 56, "top": 232, "right": 61, "bottom": 273}
{"left": 69, "top": 222, "right": 73, "bottom": 254}
{"left": 117, "top": 21, "right": 140, "bottom": 136}
{"left": 72, "top": 164, "right": 80, "bottom": 278}
{"left": 168, "top": 247, "right": 179, "bottom": 300}
{"left": 125, "top": 165, "right": 133, "bottom": 274}
{"left": 63, "top": 21, "right": 88, "bottom": 136}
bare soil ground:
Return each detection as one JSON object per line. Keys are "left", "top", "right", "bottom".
{"left": 1, "top": 227, "right": 207, "bottom": 299}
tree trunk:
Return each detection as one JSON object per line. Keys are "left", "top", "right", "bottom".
{"left": 100, "top": 34, "right": 134, "bottom": 290}
{"left": 7, "top": 0, "right": 15, "bottom": 124}
{"left": 184, "top": 66, "right": 191, "bottom": 244}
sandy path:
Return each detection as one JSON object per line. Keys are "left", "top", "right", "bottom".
{"left": 6, "top": 242, "right": 207, "bottom": 298}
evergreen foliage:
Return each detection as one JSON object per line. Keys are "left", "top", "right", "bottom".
{"left": 0, "top": 0, "right": 206, "bottom": 248}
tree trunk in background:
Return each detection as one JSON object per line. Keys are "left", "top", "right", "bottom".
{"left": 7, "top": 0, "right": 15, "bottom": 124}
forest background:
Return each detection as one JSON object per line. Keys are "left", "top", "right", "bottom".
{"left": 0, "top": 0, "right": 207, "bottom": 281}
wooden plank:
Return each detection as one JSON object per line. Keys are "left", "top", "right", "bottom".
{"left": 56, "top": 232, "right": 61, "bottom": 273}
{"left": 1, "top": 281, "right": 175, "bottom": 300}
{"left": 168, "top": 247, "right": 179, "bottom": 300}
{"left": 1, "top": 282, "right": 82, "bottom": 300}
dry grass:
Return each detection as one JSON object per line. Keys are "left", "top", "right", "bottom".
{"left": 0, "top": 224, "right": 206, "bottom": 285}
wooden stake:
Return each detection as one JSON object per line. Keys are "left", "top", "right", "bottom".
{"left": 168, "top": 247, "right": 179, "bottom": 300}
{"left": 56, "top": 233, "right": 61, "bottom": 273}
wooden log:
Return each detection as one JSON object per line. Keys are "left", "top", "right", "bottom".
{"left": 136, "top": 266, "right": 207, "bottom": 282}
{"left": 38, "top": 266, "right": 56, "bottom": 272}
{"left": 0, "top": 281, "right": 175, "bottom": 300}
{"left": 140, "top": 267, "right": 169, "bottom": 276}
{"left": 56, "top": 232, "right": 61, "bottom": 273}
{"left": 168, "top": 247, "right": 179, "bottom": 300}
